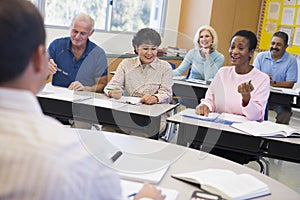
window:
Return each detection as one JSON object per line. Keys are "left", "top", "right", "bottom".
{"left": 31, "top": 0, "right": 167, "bottom": 33}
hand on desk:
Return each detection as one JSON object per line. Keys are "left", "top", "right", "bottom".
{"left": 134, "top": 183, "right": 166, "bottom": 200}
{"left": 107, "top": 86, "right": 123, "bottom": 99}
{"left": 141, "top": 94, "right": 159, "bottom": 105}
{"left": 195, "top": 104, "right": 210, "bottom": 116}
{"left": 68, "top": 81, "right": 85, "bottom": 91}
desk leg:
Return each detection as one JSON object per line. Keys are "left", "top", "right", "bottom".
{"left": 176, "top": 123, "right": 198, "bottom": 147}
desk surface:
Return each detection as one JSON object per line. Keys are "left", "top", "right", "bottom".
{"left": 37, "top": 84, "right": 176, "bottom": 138}
{"left": 71, "top": 128, "right": 300, "bottom": 199}
{"left": 38, "top": 84, "right": 176, "bottom": 117}
{"left": 167, "top": 109, "right": 300, "bottom": 163}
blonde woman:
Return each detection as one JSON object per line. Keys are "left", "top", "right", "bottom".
{"left": 173, "top": 25, "right": 224, "bottom": 80}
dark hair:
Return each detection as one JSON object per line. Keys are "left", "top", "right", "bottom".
{"left": 132, "top": 28, "right": 161, "bottom": 54}
{"left": 231, "top": 30, "right": 257, "bottom": 51}
{"left": 0, "top": 0, "right": 46, "bottom": 83}
{"left": 273, "top": 31, "right": 288, "bottom": 46}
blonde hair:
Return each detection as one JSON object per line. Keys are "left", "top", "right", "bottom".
{"left": 193, "top": 25, "right": 218, "bottom": 51}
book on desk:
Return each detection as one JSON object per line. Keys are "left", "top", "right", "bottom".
{"left": 230, "top": 120, "right": 300, "bottom": 137}
{"left": 172, "top": 169, "right": 270, "bottom": 200}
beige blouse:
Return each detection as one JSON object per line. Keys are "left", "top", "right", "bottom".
{"left": 105, "top": 57, "right": 173, "bottom": 103}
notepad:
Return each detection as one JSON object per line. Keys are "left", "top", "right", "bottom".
{"left": 172, "top": 75, "right": 186, "bottom": 80}
{"left": 121, "top": 180, "right": 179, "bottom": 200}
{"left": 110, "top": 96, "right": 142, "bottom": 105}
{"left": 230, "top": 120, "right": 300, "bottom": 137}
{"left": 186, "top": 78, "right": 207, "bottom": 85}
{"left": 118, "top": 166, "right": 169, "bottom": 184}
{"left": 113, "top": 153, "right": 170, "bottom": 184}
{"left": 172, "top": 169, "right": 270, "bottom": 200}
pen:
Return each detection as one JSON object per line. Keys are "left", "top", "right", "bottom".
{"left": 106, "top": 87, "right": 116, "bottom": 91}
{"left": 248, "top": 80, "right": 252, "bottom": 84}
{"left": 127, "top": 193, "right": 137, "bottom": 198}
{"left": 111, "top": 151, "right": 122, "bottom": 162}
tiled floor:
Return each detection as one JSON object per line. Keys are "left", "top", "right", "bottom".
{"left": 165, "top": 109, "right": 300, "bottom": 194}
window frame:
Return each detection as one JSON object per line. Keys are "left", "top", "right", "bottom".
{"left": 32, "top": 0, "right": 167, "bottom": 34}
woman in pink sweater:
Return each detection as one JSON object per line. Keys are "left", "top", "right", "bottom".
{"left": 196, "top": 30, "right": 270, "bottom": 121}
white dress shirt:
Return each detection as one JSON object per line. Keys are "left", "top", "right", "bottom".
{"left": 0, "top": 88, "right": 122, "bottom": 200}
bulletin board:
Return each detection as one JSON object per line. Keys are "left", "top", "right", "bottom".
{"left": 258, "top": 0, "right": 300, "bottom": 55}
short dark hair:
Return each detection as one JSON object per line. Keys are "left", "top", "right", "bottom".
{"left": 132, "top": 28, "right": 161, "bottom": 54}
{"left": 231, "top": 30, "right": 257, "bottom": 51}
{"left": 273, "top": 31, "right": 289, "bottom": 46}
{"left": 0, "top": 0, "right": 45, "bottom": 83}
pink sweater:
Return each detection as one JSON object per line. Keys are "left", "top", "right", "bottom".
{"left": 200, "top": 66, "right": 270, "bottom": 121}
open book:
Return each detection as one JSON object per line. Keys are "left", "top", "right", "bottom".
{"left": 172, "top": 169, "right": 270, "bottom": 200}
{"left": 230, "top": 120, "right": 300, "bottom": 137}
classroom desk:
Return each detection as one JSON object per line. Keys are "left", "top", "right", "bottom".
{"left": 167, "top": 109, "right": 300, "bottom": 163}
{"left": 37, "top": 84, "right": 176, "bottom": 139}
{"left": 172, "top": 79, "right": 300, "bottom": 109}
{"left": 72, "top": 128, "right": 300, "bottom": 199}
{"left": 172, "top": 79, "right": 209, "bottom": 108}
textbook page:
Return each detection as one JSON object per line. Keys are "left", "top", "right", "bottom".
{"left": 121, "top": 180, "right": 178, "bottom": 200}
{"left": 230, "top": 121, "right": 300, "bottom": 137}
{"left": 172, "top": 169, "right": 270, "bottom": 200}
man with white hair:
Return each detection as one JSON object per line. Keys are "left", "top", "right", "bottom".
{"left": 48, "top": 13, "right": 108, "bottom": 92}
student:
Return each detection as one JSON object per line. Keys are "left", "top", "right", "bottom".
{"left": 172, "top": 25, "right": 224, "bottom": 80}
{"left": 0, "top": 1, "right": 165, "bottom": 199}
{"left": 195, "top": 30, "right": 270, "bottom": 164}
{"left": 196, "top": 30, "right": 270, "bottom": 121}
{"left": 104, "top": 28, "right": 173, "bottom": 133}
{"left": 48, "top": 13, "right": 108, "bottom": 92}
{"left": 253, "top": 31, "right": 298, "bottom": 124}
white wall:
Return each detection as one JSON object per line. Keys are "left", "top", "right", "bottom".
{"left": 45, "top": 0, "right": 182, "bottom": 54}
